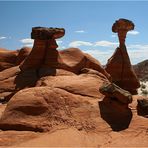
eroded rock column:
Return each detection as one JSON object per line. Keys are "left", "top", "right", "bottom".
{"left": 105, "top": 19, "right": 140, "bottom": 94}
{"left": 19, "top": 27, "right": 65, "bottom": 71}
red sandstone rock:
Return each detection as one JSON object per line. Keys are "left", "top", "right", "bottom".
{"left": 99, "top": 82, "right": 132, "bottom": 104}
{"left": 0, "top": 48, "right": 19, "bottom": 71}
{"left": 20, "top": 27, "right": 65, "bottom": 71}
{"left": 105, "top": 45, "right": 140, "bottom": 94}
{"left": 19, "top": 27, "right": 110, "bottom": 80}
{"left": 112, "top": 18, "right": 134, "bottom": 46}
{"left": 105, "top": 19, "right": 140, "bottom": 94}
{"left": 31, "top": 27, "right": 65, "bottom": 40}
{"left": 36, "top": 71, "right": 106, "bottom": 98}
{"left": 0, "top": 86, "right": 103, "bottom": 132}
{"left": 0, "top": 66, "right": 38, "bottom": 101}
{"left": 16, "top": 47, "right": 32, "bottom": 65}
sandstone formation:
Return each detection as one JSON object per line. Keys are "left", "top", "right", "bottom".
{"left": 0, "top": 48, "right": 19, "bottom": 71}
{"left": 0, "top": 27, "right": 110, "bottom": 104}
{"left": 19, "top": 27, "right": 110, "bottom": 79}
{"left": 0, "top": 77, "right": 105, "bottom": 132}
{"left": 0, "top": 27, "right": 110, "bottom": 131}
{"left": 0, "top": 25, "right": 148, "bottom": 147}
{"left": 19, "top": 27, "right": 65, "bottom": 70}
{"left": 105, "top": 19, "right": 140, "bottom": 94}
{"left": 15, "top": 47, "right": 32, "bottom": 65}
{"left": 99, "top": 82, "right": 132, "bottom": 104}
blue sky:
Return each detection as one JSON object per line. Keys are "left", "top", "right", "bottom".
{"left": 0, "top": 1, "right": 148, "bottom": 64}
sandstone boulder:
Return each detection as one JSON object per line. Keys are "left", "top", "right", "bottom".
{"left": 36, "top": 71, "right": 106, "bottom": 98}
{"left": 0, "top": 86, "right": 101, "bottom": 132}
{"left": 99, "top": 82, "right": 132, "bottom": 104}
{"left": 0, "top": 48, "right": 19, "bottom": 71}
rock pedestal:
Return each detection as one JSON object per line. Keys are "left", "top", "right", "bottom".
{"left": 105, "top": 19, "right": 140, "bottom": 94}
{"left": 20, "top": 27, "right": 65, "bottom": 71}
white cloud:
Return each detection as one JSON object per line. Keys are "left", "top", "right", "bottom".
{"left": 75, "top": 30, "right": 85, "bottom": 33}
{"left": 111, "top": 35, "right": 116, "bottom": 38}
{"left": 83, "top": 43, "right": 148, "bottom": 65}
{"left": 69, "top": 41, "right": 93, "bottom": 47}
{"left": 127, "top": 44, "right": 148, "bottom": 49}
{"left": 20, "top": 38, "right": 34, "bottom": 44}
{"left": 69, "top": 40, "right": 119, "bottom": 48}
{"left": 127, "top": 45, "right": 148, "bottom": 64}
{"left": 56, "top": 40, "right": 63, "bottom": 44}
{"left": 94, "top": 40, "right": 118, "bottom": 47}
{"left": 20, "top": 38, "right": 34, "bottom": 47}
{"left": 0, "top": 36, "right": 7, "bottom": 40}
{"left": 84, "top": 49, "right": 114, "bottom": 65}
{"left": 24, "top": 44, "right": 33, "bottom": 47}
{"left": 57, "top": 46, "right": 66, "bottom": 50}
{"left": 127, "top": 30, "right": 139, "bottom": 35}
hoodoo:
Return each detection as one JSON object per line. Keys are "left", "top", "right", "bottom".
{"left": 20, "top": 27, "right": 65, "bottom": 70}
{"left": 105, "top": 19, "right": 140, "bottom": 94}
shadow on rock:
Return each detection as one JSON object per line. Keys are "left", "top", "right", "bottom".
{"left": 98, "top": 97, "right": 132, "bottom": 131}
{"left": 14, "top": 69, "right": 39, "bottom": 90}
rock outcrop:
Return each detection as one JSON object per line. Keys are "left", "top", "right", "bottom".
{"left": 16, "top": 47, "right": 32, "bottom": 65}
{"left": 0, "top": 27, "right": 113, "bottom": 131}
{"left": 0, "top": 73, "right": 105, "bottom": 131}
{"left": 19, "top": 27, "right": 65, "bottom": 71}
{"left": 105, "top": 19, "right": 140, "bottom": 94}
{"left": 0, "top": 24, "right": 148, "bottom": 147}
{"left": 19, "top": 27, "right": 110, "bottom": 79}
{"left": 0, "top": 48, "right": 19, "bottom": 71}
{"left": 99, "top": 82, "right": 132, "bottom": 104}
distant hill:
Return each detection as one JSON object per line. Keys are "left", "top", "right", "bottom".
{"left": 133, "top": 60, "right": 148, "bottom": 81}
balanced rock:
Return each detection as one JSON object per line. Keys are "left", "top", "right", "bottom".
{"left": 105, "top": 19, "right": 140, "bottom": 94}
{"left": 99, "top": 82, "right": 132, "bottom": 104}
{"left": 19, "top": 27, "right": 65, "bottom": 71}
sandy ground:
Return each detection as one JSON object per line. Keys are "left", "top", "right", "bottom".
{"left": 0, "top": 96, "right": 148, "bottom": 147}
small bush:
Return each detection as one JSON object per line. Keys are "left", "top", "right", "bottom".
{"left": 141, "top": 90, "right": 148, "bottom": 96}
{"left": 141, "top": 83, "right": 146, "bottom": 89}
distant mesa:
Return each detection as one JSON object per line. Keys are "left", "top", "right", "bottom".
{"left": 105, "top": 18, "right": 140, "bottom": 94}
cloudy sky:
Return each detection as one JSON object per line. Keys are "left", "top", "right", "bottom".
{"left": 0, "top": 1, "right": 148, "bottom": 64}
